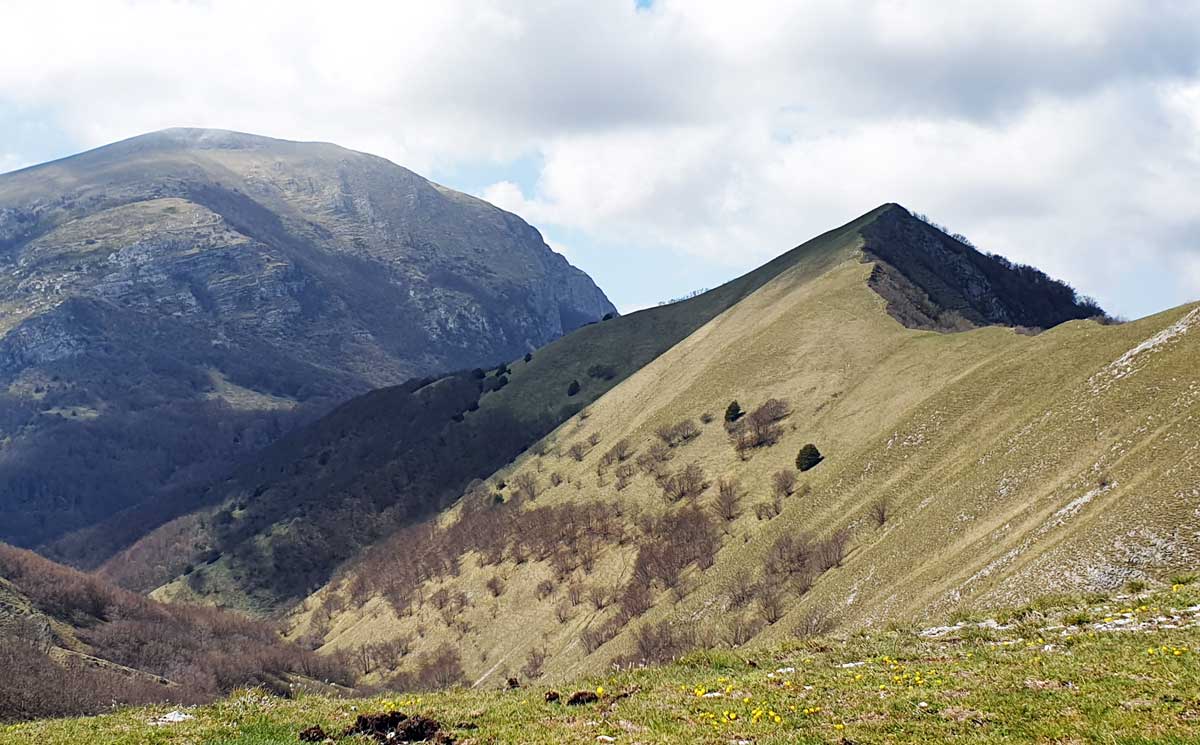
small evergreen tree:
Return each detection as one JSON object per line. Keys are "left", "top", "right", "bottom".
{"left": 567, "top": 379, "right": 581, "bottom": 397}
{"left": 471, "top": 368, "right": 485, "bottom": 379}
{"left": 796, "top": 444, "right": 823, "bottom": 472}
{"left": 724, "top": 400, "right": 743, "bottom": 422}
{"left": 524, "top": 352, "right": 533, "bottom": 363}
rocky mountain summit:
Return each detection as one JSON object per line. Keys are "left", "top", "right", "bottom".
{"left": 0, "top": 128, "right": 615, "bottom": 549}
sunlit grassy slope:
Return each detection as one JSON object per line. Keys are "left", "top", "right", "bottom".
{"left": 289, "top": 207, "right": 1199, "bottom": 690}
{"left": 137, "top": 206, "right": 887, "bottom": 611}
{"left": 6, "top": 587, "right": 1200, "bottom": 744}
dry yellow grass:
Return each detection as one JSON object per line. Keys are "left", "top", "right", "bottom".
{"left": 290, "top": 224, "right": 1200, "bottom": 689}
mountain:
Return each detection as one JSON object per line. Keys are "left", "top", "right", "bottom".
{"left": 117, "top": 207, "right": 1116, "bottom": 615}
{"left": 254, "top": 205, "right": 1198, "bottom": 689}
{"left": 95, "top": 207, "right": 890, "bottom": 606}
{"left": 0, "top": 128, "right": 615, "bottom": 550}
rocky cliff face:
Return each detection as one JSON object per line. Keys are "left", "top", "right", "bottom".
{"left": 0, "top": 128, "right": 615, "bottom": 549}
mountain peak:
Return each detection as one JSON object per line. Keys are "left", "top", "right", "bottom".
{"left": 0, "top": 130, "right": 615, "bottom": 549}
{"left": 860, "top": 203, "right": 1103, "bottom": 332}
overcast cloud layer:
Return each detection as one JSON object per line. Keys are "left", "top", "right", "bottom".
{"left": 2, "top": 0, "right": 1198, "bottom": 317}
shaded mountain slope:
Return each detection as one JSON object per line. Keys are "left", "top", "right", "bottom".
{"left": 281, "top": 208, "right": 1196, "bottom": 690}
{"left": 0, "top": 542, "right": 353, "bottom": 723}
{"left": 0, "top": 128, "right": 613, "bottom": 549}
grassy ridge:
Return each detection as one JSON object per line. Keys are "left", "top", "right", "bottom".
{"left": 5, "top": 586, "right": 1198, "bottom": 743}
{"left": 291, "top": 233, "right": 1200, "bottom": 689}
{"left": 133, "top": 205, "right": 888, "bottom": 611}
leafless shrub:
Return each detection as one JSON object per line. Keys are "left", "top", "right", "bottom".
{"left": 766, "top": 534, "right": 813, "bottom": 583}
{"left": 512, "top": 472, "right": 540, "bottom": 501}
{"left": 869, "top": 497, "right": 891, "bottom": 528}
{"left": 628, "top": 620, "right": 697, "bottom": 664}
{"left": 568, "top": 442, "right": 588, "bottom": 462}
{"left": 617, "top": 581, "right": 655, "bottom": 622}
{"left": 754, "top": 502, "right": 779, "bottom": 520}
{"left": 714, "top": 478, "right": 741, "bottom": 521}
{"left": 588, "top": 432, "right": 602, "bottom": 447}
{"left": 757, "top": 587, "right": 786, "bottom": 625}
{"left": 631, "top": 507, "right": 719, "bottom": 592}
{"left": 772, "top": 469, "right": 797, "bottom": 498}
{"left": 657, "top": 419, "right": 701, "bottom": 447}
{"left": 550, "top": 471, "right": 563, "bottom": 487}
{"left": 554, "top": 600, "right": 573, "bottom": 623}
{"left": 535, "top": 579, "right": 556, "bottom": 600}
{"left": 700, "top": 412, "right": 715, "bottom": 424}
{"left": 728, "top": 571, "right": 756, "bottom": 609}
{"left": 756, "top": 398, "right": 792, "bottom": 422}
{"left": 567, "top": 580, "right": 585, "bottom": 606}
{"left": 373, "top": 635, "right": 412, "bottom": 669}
{"left": 727, "top": 615, "right": 765, "bottom": 647}
{"left": 486, "top": 575, "right": 506, "bottom": 597}
{"left": 792, "top": 610, "right": 835, "bottom": 639}
{"left": 354, "top": 643, "right": 379, "bottom": 676}
{"left": 386, "top": 644, "right": 466, "bottom": 691}
{"left": 814, "top": 528, "right": 851, "bottom": 573}
{"left": 614, "top": 463, "right": 636, "bottom": 491}
{"left": 601, "top": 438, "right": 635, "bottom": 466}
{"left": 662, "top": 462, "right": 709, "bottom": 502}
{"left": 729, "top": 398, "right": 792, "bottom": 454}
{"left": 588, "top": 585, "right": 613, "bottom": 610}
{"left": 580, "top": 618, "right": 623, "bottom": 654}
{"left": 521, "top": 648, "right": 547, "bottom": 680}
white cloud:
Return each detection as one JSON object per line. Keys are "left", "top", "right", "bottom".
{"left": 1, "top": 0, "right": 1198, "bottom": 318}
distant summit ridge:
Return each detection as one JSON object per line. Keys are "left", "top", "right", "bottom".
{"left": 862, "top": 204, "right": 1105, "bottom": 332}
{"left": 0, "top": 128, "right": 615, "bottom": 548}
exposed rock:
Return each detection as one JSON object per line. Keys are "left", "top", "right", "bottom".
{"left": 0, "top": 128, "right": 615, "bottom": 550}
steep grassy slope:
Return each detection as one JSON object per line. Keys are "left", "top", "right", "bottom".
{"left": 118, "top": 206, "right": 894, "bottom": 611}
{"left": 0, "top": 128, "right": 613, "bottom": 552}
{"left": 287, "top": 210, "right": 1195, "bottom": 690}
{"left": 5, "top": 586, "right": 1199, "bottom": 743}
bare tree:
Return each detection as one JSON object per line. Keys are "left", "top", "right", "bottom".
{"left": 614, "top": 463, "right": 636, "bottom": 491}
{"left": 772, "top": 469, "right": 797, "bottom": 498}
{"left": 587, "top": 584, "right": 612, "bottom": 610}
{"left": 512, "top": 472, "right": 540, "bottom": 501}
{"left": 520, "top": 647, "right": 547, "bottom": 680}
{"left": 757, "top": 587, "right": 785, "bottom": 625}
{"left": 662, "top": 462, "right": 709, "bottom": 502}
{"left": 657, "top": 419, "right": 701, "bottom": 447}
{"left": 869, "top": 497, "right": 891, "bottom": 527}
{"left": 715, "top": 478, "right": 741, "bottom": 521}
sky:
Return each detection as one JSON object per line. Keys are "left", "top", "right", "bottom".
{"left": 1, "top": 1, "right": 1198, "bottom": 318}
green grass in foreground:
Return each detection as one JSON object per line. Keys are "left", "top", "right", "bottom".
{"left": 4, "top": 587, "right": 1199, "bottom": 744}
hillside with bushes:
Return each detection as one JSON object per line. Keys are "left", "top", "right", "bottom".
{"left": 0, "top": 543, "right": 353, "bottom": 723}
{"left": 261, "top": 205, "right": 1199, "bottom": 692}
